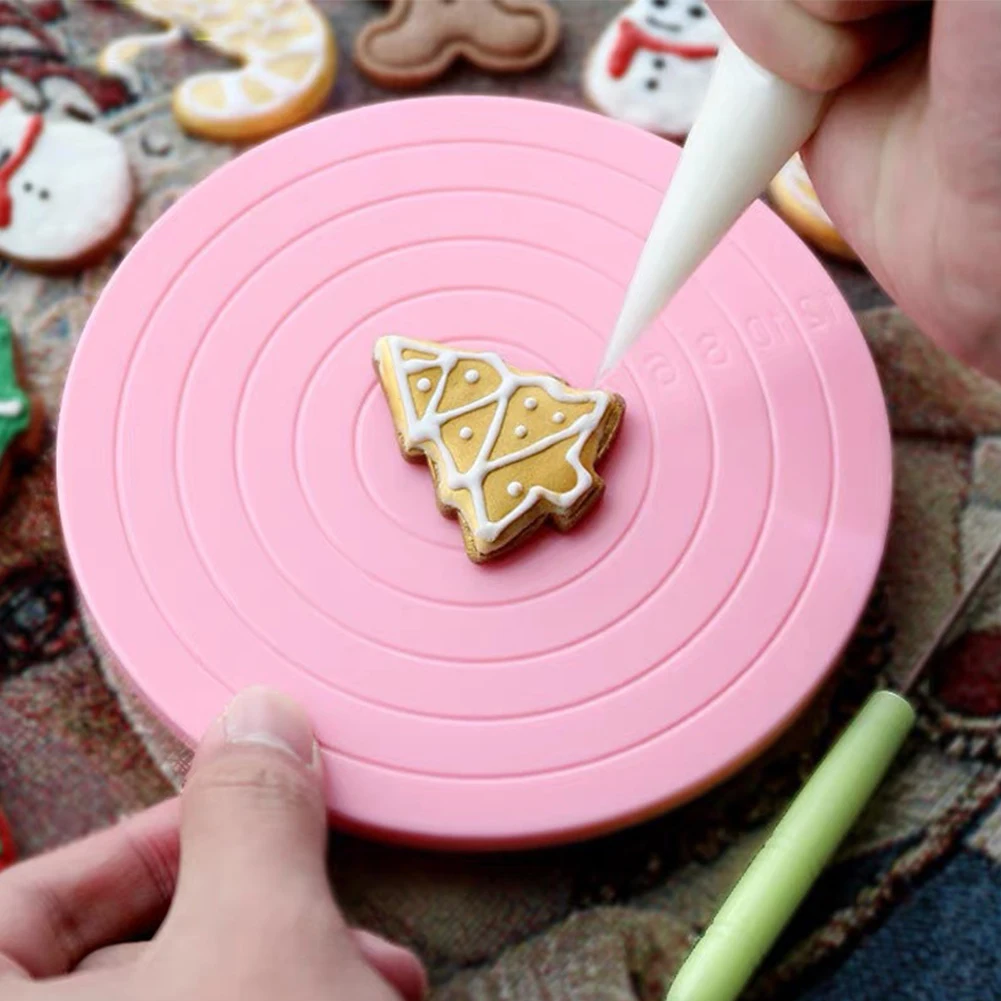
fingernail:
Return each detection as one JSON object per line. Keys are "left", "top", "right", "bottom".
{"left": 353, "top": 930, "right": 429, "bottom": 1001}
{"left": 224, "top": 687, "right": 317, "bottom": 767}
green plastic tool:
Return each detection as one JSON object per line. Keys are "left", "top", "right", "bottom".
{"left": 667, "top": 532, "right": 1001, "bottom": 1001}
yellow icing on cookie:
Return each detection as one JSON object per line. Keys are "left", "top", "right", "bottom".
{"left": 483, "top": 437, "right": 580, "bottom": 525}
{"left": 441, "top": 403, "right": 500, "bottom": 474}
{"left": 488, "top": 386, "right": 596, "bottom": 462}
{"left": 241, "top": 75, "right": 275, "bottom": 105}
{"left": 437, "top": 356, "right": 503, "bottom": 413}
{"left": 190, "top": 77, "right": 226, "bottom": 110}
{"left": 374, "top": 335, "right": 624, "bottom": 562}
{"left": 99, "top": 0, "right": 336, "bottom": 142}
{"left": 406, "top": 365, "right": 444, "bottom": 419}
{"left": 267, "top": 52, "right": 316, "bottom": 82}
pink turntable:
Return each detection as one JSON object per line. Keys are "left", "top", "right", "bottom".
{"left": 57, "top": 96, "right": 891, "bottom": 850}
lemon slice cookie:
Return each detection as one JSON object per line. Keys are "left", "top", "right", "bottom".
{"left": 100, "top": 0, "right": 335, "bottom": 142}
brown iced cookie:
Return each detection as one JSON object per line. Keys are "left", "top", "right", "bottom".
{"left": 354, "top": 0, "right": 560, "bottom": 89}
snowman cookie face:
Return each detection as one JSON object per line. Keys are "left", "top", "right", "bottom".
{"left": 0, "top": 92, "right": 133, "bottom": 270}
{"left": 584, "top": 0, "right": 725, "bottom": 139}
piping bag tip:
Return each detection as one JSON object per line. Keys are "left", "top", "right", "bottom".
{"left": 593, "top": 41, "right": 827, "bottom": 390}
{"left": 595, "top": 289, "right": 659, "bottom": 385}
{"left": 593, "top": 351, "right": 615, "bottom": 385}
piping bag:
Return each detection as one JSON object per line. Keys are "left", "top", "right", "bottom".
{"left": 594, "top": 36, "right": 957, "bottom": 1001}
{"left": 597, "top": 40, "right": 826, "bottom": 378}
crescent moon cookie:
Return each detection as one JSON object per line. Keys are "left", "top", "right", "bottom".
{"left": 98, "top": 0, "right": 336, "bottom": 142}
{"left": 583, "top": 0, "right": 725, "bottom": 140}
{"left": 374, "top": 336, "right": 625, "bottom": 563}
{"left": 0, "top": 316, "right": 44, "bottom": 501}
{"left": 768, "top": 153, "right": 858, "bottom": 262}
{"left": 0, "top": 90, "right": 134, "bottom": 272}
{"left": 353, "top": 0, "right": 560, "bottom": 90}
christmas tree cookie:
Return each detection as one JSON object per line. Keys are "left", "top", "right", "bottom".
{"left": 374, "top": 336, "right": 624, "bottom": 562}
{"left": 98, "top": 0, "right": 336, "bottom": 143}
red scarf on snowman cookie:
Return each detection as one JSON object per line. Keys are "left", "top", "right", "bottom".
{"left": 608, "top": 18, "right": 718, "bottom": 78}
{"left": 0, "top": 90, "right": 43, "bottom": 228}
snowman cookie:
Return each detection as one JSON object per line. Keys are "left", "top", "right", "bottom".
{"left": 0, "top": 90, "right": 133, "bottom": 271}
{"left": 584, "top": 0, "right": 725, "bottom": 140}
{"left": 0, "top": 316, "right": 44, "bottom": 502}
{"left": 374, "top": 336, "right": 625, "bottom": 563}
{"left": 99, "top": 0, "right": 336, "bottom": 143}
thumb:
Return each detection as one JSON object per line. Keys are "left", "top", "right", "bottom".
{"left": 161, "top": 687, "right": 426, "bottom": 999}
{"left": 173, "top": 686, "right": 329, "bottom": 922}
{"left": 158, "top": 688, "right": 424, "bottom": 1001}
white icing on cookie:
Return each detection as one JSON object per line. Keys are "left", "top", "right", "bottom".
{"left": 0, "top": 26, "right": 49, "bottom": 54}
{"left": 552, "top": 412, "right": 565, "bottom": 424}
{"left": 507, "top": 482, "right": 523, "bottom": 498}
{"left": 0, "top": 93, "right": 133, "bottom": 267}
{"left": 464, "top": 369, "right": 480, "bottom": 384}
{"left": 376, "top": 336, "right": 612, "bottom": 544}
{"left": 514, "top": 424, "right": 527, "bottom": 438}
{"left": 416, "top": 377, "right": 432, "bottom": 392}
{"left": 99, "top": 24, "right": 185, "bottom": 93}
{"left": 584, "top": 0, "right": 725, "bottom": 138}
{"left": 459, "top": 426, "right": 473, "bottom": 440}
{"left": 524, "top": 397, "right": 538, "bottom": 410}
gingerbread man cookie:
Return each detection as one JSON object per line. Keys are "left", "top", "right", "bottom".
{"left": 374, "top": 336, "right": 624, "bottom": 563}
{"left": 354, "top": 0, "right": 560, "bottom": 90}
{"left": 0, "top": 316, "right": 44, "bottom": 501}
{"left": 584, "top": 0, "right": 725, "bottom": 140}
{"left": 99, "top": 0, "right": 336, "bottom": 142}
{"left": 0, "top": 90, "right": 133, "bottom": 272}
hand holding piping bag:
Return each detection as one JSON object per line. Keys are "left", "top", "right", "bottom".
{"left": 601, "top": 1, "right": 1001, "bottom": 382}
{"left": 713, "top": 0, "right": 1001, "bottom": 378}
{"left": 650, "top": 11, "right": 1001, "bottom": 1000}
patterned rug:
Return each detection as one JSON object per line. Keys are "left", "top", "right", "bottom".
{"left": 2, "top": 3, "right": 1001, "bottom": 998}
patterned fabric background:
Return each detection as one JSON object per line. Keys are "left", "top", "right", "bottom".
{"left": 2, "top": 3, "right": 1000, "bottom": 999}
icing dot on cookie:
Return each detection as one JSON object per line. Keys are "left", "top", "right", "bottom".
{"left": 464, "top": 369, "right": 480, "bottom": 384}
{"left": 552, "top": 412, "right": 566, "bottom": 424}
{"left": 524, "top": 397, "right": 538, "bottom": 410}
{"left": 459, "top": 426, "right": 473, "bottom": 440}
{"left": 416, "top": 377, "right": 432, "bottom": 392}
{"left": 507, "top": 482, "right": 524, "bottom": 498}
{"left": 514, "top": 425, "right": 527, "bottom": 438}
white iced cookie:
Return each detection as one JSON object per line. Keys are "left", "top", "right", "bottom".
{"left": 0, "top": 91, "right": 133, "bottom": 271}
{"left": 583, "top": 0, "right": 724, "bottom": 139}
{"left": 99, "top": 0, "right": 336, "bottom": 143}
